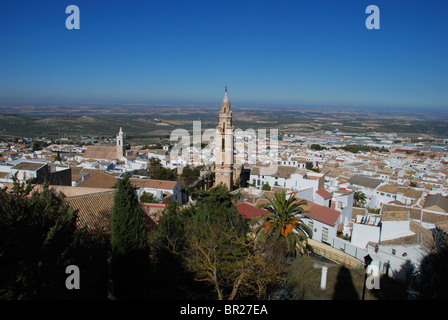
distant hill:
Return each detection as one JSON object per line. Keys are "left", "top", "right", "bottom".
{"left": 1, "top": 104, "right": 447, "bottom": 141}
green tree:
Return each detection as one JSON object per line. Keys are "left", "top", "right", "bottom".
{"left": 180, "top": 166, "right": 204, "bottom": 187}
{"left": 147, "top": 157, "right": 178, "bottom": 181}
{"left": 149, "top": 186, "right": 286, "bottom": 300}
{"left": 139, "top": 191, "right": 158, "bottom": 203}
{"left": 255, "top": 191, "right": 312, "bottom": 257}
{"left": 32, "top": 141, "right": 46, "bottom": 151}
{"left": 305, "top": 162, "right": 314, "bottom": 170}
{"left": 147, "top": 200, "right": 205, "bottom": 299}
{"left": 262, "top": 183, "right": 271, "bottom": 191}
{"left": 182, "top": 205, "right": 248, "bottom": 300}
{"left": 353, "top": 191, "right": 367, "bottom": 207}
{"left": 310, "top": 144, "right": 326, "bottom": 151}
{"left": 0, "top": 180, "right": 109, "bottom": 299}
{"left": 110, "top": 174, "right": 150, "bottom": 299}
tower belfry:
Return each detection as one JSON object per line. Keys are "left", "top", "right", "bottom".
{"left": 116, "top": 127, "right": 126, "bottom": 158}
{"left": 214, "top": 88, "right": 234, "bottom": 190}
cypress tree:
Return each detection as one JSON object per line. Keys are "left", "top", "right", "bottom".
{"left": 110, "top": 173, "right": 149, "bottom": 299}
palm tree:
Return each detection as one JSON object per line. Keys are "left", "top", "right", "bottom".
{"left": 253, "top": 191, "right": 312, "bottom": 256}
{"left": 353, "top": 190, "right": 367, "bottom": 207}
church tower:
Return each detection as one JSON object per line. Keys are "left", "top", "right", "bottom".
{"left": 116, "top": 127, "right": 126, "bottom": 158}
{"left": 214, "top": 88, "right": 234, "bottom": 190}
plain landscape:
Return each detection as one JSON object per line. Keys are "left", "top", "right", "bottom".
{"left": 1, "top": 104, "right": 447, "bottom": 144}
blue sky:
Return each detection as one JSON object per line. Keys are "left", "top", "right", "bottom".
{"left": 0, "top": 0, "right": 447, "bottom": 109}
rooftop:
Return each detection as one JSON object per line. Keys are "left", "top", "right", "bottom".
{"left": 12, "top": 161, "right": 47, "bottom": 171}
{"left": 236, "top": 203, "right": 269, "bottom": 220}
{"left": 347, "top": 174, "right": 383, "bottom": 189}
{"left": 423, "top": 194, "right": 448, "bottom": 213}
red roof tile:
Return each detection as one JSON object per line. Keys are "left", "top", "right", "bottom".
{"left": 304, "top": 203, "right": 341, "bottom": 227}
{"left": 316, "top": 188, "right": 332, "bottom": 200}
{"left": 75, "top": 172, "right": 118, "bottom": 188}
{"left": 236, "top": 203, "right": 269, "bottom": 220}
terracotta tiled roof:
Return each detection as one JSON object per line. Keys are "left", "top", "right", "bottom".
{"left": 82, "top": 146, "right": 118, "bottom": 160}
{"left": 67, "top": 191, "right": 158, "bottom": 233}
{"left": 12, "top": 161, "right": 47, "bottom": 171}
{"left": 139, "top": 203, "right": 166, "bottom": 224}
{"left": 0, "top": 182, "right": 113, "bottom": 198}
{"left": 436, "top": 221, "right": 448, "bottom": 234}
{"left": 423, "top": 194, "right": 448, "bottom": 213}
{"left": 381, "top": 211, "right": 409, "bottom": 221}
{"left": 377, "top": 184, "right": 424, "bottom": 199}
{"left": 382, "top": 203, "right": 448, "bottom": 224}
{"left": 67, "top": 191, "right": 116, "bottom": 233}
{"left": 130, "top": 178, "right": 178, "bottom": 190}
{"left": 76, "top": 172, "right": 119, "bottom": 188}
{"left": 236, "top": 203, "right": 269, "bottom": 220}
{"left": 352, "top": 207, "right": 367, "bottom": 219}
{"left": 421, "top": 211, "right": 448, "bottom": 223}
{"left": 316, "top": 188, "right": 332, "bottom": 199}
{"left": 348, "top": 175, "right": 382, "bottom": 189}
{"left": 304, "top": 203, "right": 341, "bottom": 227}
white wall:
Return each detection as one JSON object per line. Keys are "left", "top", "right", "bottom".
{"left": 351, "top": 223, "right": 381, "bottom": 248}
{"left": 303, "top": 217, "right": 337, "bottom": 244}
{"left": 138, "top": 183, "right": 183, "bottom": 204}
{"left": 366, "top": 243, "right": 428, "bottom": 280}
{"left": 294, "top": 188, "right": 314, "bottom": 202}
{"left": 10, "top": 169, "right": 38, "bottom": 181}
{"left": 380, "top": 220, "right": 414, "bottom": 242}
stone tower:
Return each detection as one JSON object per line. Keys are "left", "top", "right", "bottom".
{"left": 116, "top": 127, "right": 126, "bottom": 158}
{"left": 214, "top": 88, "right": 234, "bottom": 190}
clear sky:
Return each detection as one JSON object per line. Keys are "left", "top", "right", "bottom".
{"left": 0, "top": 0, "right": 447, "bottom": 110}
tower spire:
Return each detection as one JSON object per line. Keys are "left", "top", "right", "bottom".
{"left": 223, "top": 86, "right": 229, "bottom": 102}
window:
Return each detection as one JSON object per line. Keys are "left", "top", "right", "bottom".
{"left": 308, "top": 220, "right": 314, "bottom": 230}
{"left": 322, "top": 227, "right": 329, "bottom": 243}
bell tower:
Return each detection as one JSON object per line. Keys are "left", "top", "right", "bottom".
{"left": 116, "top": 127, "right": 126, "bottom": 158}
{"left": 214, "top": 87, "right": 234, "bottom": 190}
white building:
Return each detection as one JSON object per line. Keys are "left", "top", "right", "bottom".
{"left": 249, "top": 166, "right": 324, "bottom": 193}
{"left": 130, "top": 178, "right": 185, "bottom": 204}
{"left": 350, "top": 211, "right": 434, "bottom": 279}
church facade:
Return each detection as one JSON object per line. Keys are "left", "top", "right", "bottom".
{"left": 214, "top": 88, "right": 234, "bottom": 190}
{"left": 82, "top": 127, "right": 127, "bottom": 161}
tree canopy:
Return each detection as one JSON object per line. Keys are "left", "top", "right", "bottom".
{"left": 0, "top": 181, "right": 109, "bottom": 299}
{"left": 149, "top": 186, "right": 287, "bottom": 300}
{"left": 254, "top": 191, "right": 312, "bottom": 257}
{"left": 110, "top": 174, "right": 150, "bottom": 299}
{"left": 146, "top": 157, "right": 178, "bottom": 181}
